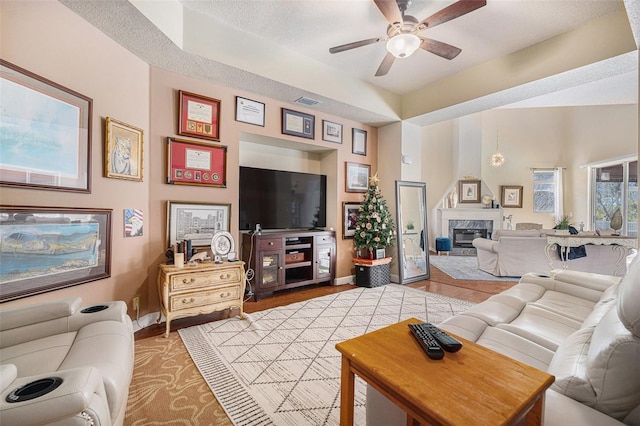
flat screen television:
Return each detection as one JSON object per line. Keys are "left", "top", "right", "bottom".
{"left": 239, "top": 166, "right": 327, "bottom": 230}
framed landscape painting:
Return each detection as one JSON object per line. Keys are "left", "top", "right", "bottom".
{"left": 0, "top": 206, "right": 112, "bottom": 302}
{"left": 0, "top": 60, "right": 92, "bottom": 192}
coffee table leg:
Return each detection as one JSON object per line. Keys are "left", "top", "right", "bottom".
{"left": 340, "top": 356, "right": 355, "bottom": 426}
{"left": 525, "top": 394, "right": 544, "bottom": 426}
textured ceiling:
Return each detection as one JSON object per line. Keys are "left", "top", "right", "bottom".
{"left": 60, "top": 0, "right": 638, "bottom": 127}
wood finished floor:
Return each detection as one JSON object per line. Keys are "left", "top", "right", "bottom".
{"left": 135, "top": 260, "right": 516, "bottom": 341}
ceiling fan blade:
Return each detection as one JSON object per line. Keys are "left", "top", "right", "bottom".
{"left": 329, "top": 37, "right": 384, "bottom": 54}
{"left": 373, "top": 0, "right": 403, "bottom": 25}
{"left": 420, "top": 37, "right": 462, "bottom": 60}
{"left": 375, "top": 52, "right": 395, "bottom": 77}
{"left": 420, "top": 0, "right": 487, "bottom": 29}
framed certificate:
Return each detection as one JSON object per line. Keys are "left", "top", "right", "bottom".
{"left": 166, "top": 137, "right": 227, "bottom": 188}
{"left": 178, "top": 90, "right": 221, "bottom": 141}
{"left": 235, "top": 96, "right": 265, "bottom": 126}
{"left": 282, "top": 108, "right": 315, "bottom": 139}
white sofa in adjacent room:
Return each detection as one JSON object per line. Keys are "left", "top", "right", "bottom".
{"left": 473, "top": 229, "right": 635, "bottom": 277}
{"left": 0, "top": 298, "right": 134, "bottom": 426}
{"left": 366, "top": 254, "right": 640, "bottom": 425}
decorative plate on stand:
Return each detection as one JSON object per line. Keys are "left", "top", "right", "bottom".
{"left": 211, "top": 231, "right": 235, "bottom": 259}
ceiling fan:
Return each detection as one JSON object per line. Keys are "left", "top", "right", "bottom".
{"left": 329, "top": 0, "right": 486, "bottom": 77}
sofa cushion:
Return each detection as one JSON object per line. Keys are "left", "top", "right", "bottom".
{"left": 0, "top": 332, "right": 77, "bottom": 377}
{"left": 498, "top": 305, "right": 582, "bottom": 351}
{"left": 530, "top": 291, "right": 596, "bottom": 322}
{"left": 458, "top": 294, "right": 525, "bottom": 326}
{"left": 491, "top": 229, "right": 542, "bottom": 240}
{"left": 548, "top": 306, "right": 640, "bottom": 421}
{"left": 617, "top": 253, "right": 640, "bottom": 337}
{"left": 438, "top": 315, "right": 489, "bottom": 341}
{"left": 475, "top": 327, "right": 554, "bottom": 370}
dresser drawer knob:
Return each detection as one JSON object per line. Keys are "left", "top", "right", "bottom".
{"left": 220, "top": 292, "right": 230, "bottom": 298}
{"left": 219, "top": 273, "right": 230, "bottom": 279}
{"left": 182, "top": 278, "right": 196, "bottom": 284}
{"left": 182, "top": 297, "right": 195, "bottom": 303}
{"left": 268, "top": 242, "right": 274, "bottom": 245}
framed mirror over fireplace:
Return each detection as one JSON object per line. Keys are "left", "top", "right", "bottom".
{"left": 396, "top": 181, "right": 430, "bottom": 284}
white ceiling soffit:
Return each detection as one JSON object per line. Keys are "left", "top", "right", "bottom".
{"left": 60, "top": 0, "right": 638, "bottom": 127}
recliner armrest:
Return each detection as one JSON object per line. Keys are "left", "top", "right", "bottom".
{"left": 0, "top": 298, "right": 81, "bottom": 332}
{"left": 0, "top": 367, "right": 111, "bottom": 426}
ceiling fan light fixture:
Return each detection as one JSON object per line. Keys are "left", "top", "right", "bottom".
{"left": 386, "top": 33, "right": 420, "bottom": 58}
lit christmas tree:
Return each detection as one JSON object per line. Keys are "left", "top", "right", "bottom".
{"left": 354, "top": 173, "right": 396, "bottom": 258}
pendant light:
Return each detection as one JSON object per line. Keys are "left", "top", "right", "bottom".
{"left": 490, "top": 124, "right": 505, "bottom": 167}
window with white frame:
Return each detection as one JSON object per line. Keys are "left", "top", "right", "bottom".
{"left": 590, "top": 159, "right": 637, "bottom": 237}
{"left": 533, "top": 168, "right": 563, "bottom": 215}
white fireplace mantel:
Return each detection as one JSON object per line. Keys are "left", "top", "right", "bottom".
{"left": 437, "top": 208, "right": 504, "bottom": 238}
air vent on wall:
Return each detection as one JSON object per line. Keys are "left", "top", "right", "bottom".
{"left": 295, "top": 96, "right": 321, "bottom": 106}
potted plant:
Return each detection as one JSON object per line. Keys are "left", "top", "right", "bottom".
{"left": 406, "top": 220, "right": 415, "bottom": 232}
{"left": 555, "top": 215, "right": 571, "bottom": 235}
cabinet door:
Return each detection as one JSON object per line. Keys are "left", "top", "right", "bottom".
{"left": 258, "top": 250, "right": 284, "bottom": 289}
{"left": 316, "top": 244, "right": 334, "bottom": 280}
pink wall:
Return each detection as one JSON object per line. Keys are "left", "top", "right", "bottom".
{"left": 1, "top": 1, "right": 378, "bottom": 318}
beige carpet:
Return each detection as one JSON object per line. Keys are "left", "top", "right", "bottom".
{"left": 179, "top": 285, "right": 474, "bottom": 426}
{"left": 124, "top": 333, "right": 232, "bottom": 425}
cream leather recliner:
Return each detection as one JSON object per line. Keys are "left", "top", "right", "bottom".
{"left": 0, "top": 298, "right": 134, "bottom": 425}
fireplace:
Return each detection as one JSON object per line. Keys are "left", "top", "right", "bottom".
{"left": 453, "top": 228, "right": 487, "bottom": 248}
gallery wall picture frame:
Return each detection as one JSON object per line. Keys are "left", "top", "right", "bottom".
{"left": 282, "top": 108, "right": 315, "bottom": 139}
{"left": 178, "top": 90, "right": 221, "bottom": 141}
{"left": 0, "top": 59, "right": 92, "bottom": 193}
{"left": 322, "top": 120, "right": 343, "bottom": 144}
{"left": 166, "top": 137, "right": 227, "bottom": 188}
{"left": 501, "top": 185, "right": 524, "bottom": 208}
{"left": 0, "top": 205, "right": 112, "bottom": 302}
{"left": 124, "top": 208, "right": 143, "bottom": 237}
{"left": 235, "top": 96, "right": 265, "bottom": 127}
{"left": 105, "top": 117, "right": 144, "bottom": 181}
{"left": 458, "top": 179, "right": 481, "bottom": 203}
{"left": 352, "top": 128, "right": 367, "bottom": 155}
{"left": 167, "top": 201, "right": 230, "bottom": 248}
{"left": 343, "top": 201, "right": 361, "bottom": 239}
{"left": 345, "top": 162, "right": 371, "bottom": 193}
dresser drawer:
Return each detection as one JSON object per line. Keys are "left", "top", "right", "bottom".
{"left": 170, "top": 285, "right": 241, "bottom": 311}
{"left": 258, "top": 237, "right": 283, "bottom": 250}
{"left": 170, "top": 267, "right": 242, "bottom": 291}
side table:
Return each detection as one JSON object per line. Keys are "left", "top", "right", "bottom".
{"left": 157, "top": 261, "right": 245, "bottom": 337}
{"left": 336, "top": 318, "right": 554, "bottom": 425}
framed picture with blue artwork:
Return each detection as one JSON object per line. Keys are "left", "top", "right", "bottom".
{"left": 0, "top": 205, "right": 112, "bottom": 302}
{"left": 0, "top": 59, "right": 92, "bottom": 192}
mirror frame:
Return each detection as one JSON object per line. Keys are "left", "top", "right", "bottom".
{"left": 395, "top": 180, "right": 430, "bottom": 284}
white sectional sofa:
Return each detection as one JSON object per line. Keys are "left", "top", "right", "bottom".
{"left": 0, "top": 298, "right": 134, "bottom": 426}
{"left": 367, "top": 254, "right": 640, "bottom": 425}
{"left": 473, "top": 229, "right": 634, "bottom": 277}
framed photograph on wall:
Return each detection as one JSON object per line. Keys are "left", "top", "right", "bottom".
{"left": 0, "top": 59, "right": 92, "bottom": 192}
{"left": 167, "top": 201, "right": 230, "bottom": 248}
{"left": 0, "top": 206, "right": 112, "bottom": 302}
{"left": 352, "top": 128, "right": 367, "bottom": 155}
{"left": 501, "top": 185, "right": 523, "bottom": 208}
{"left": 166, "top": 137, "right": 227, "bottom": 188}
{"left": 458, "top": 179, "right": 481, "bottom": 203}
{"left": 322, "top": 120, "right": 343, "bottom": 144}
{"left": 345, "top": 162, "right": 370, "bottom": 193}
{"left": 282, "top": 108, "right": 315, "bottom": 139}
{"left": 343, "top": 202, "right": 361, "bottom": 239}
{"left": 178, "top": 90, "right": 221, "bottom": 141}
{"left": 235, "top": 96, "right": 265, "bottom": 127}
{"left": 105, "top": 117, "right": 143, "bottom": 181}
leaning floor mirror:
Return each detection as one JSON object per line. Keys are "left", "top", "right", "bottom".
{"left": 396, "top": 180, "right": 430, "bottom": 283}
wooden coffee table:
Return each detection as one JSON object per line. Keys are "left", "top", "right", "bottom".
{"left": 335, "top": 318, "right": 554, "bottom": 425}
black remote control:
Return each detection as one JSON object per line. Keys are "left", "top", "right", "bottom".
{"left": 419, "top": 322, "right": 463, "bottom": 352}
{"left": 408, "top": 323, "right": 444, "bottom": 360}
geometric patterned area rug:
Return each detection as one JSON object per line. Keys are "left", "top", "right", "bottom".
{"left": 179, "top": 284, "right": 474, "bottom": 426}
{"left": 430, "top": 255, "right": 519, "bottom": 282}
